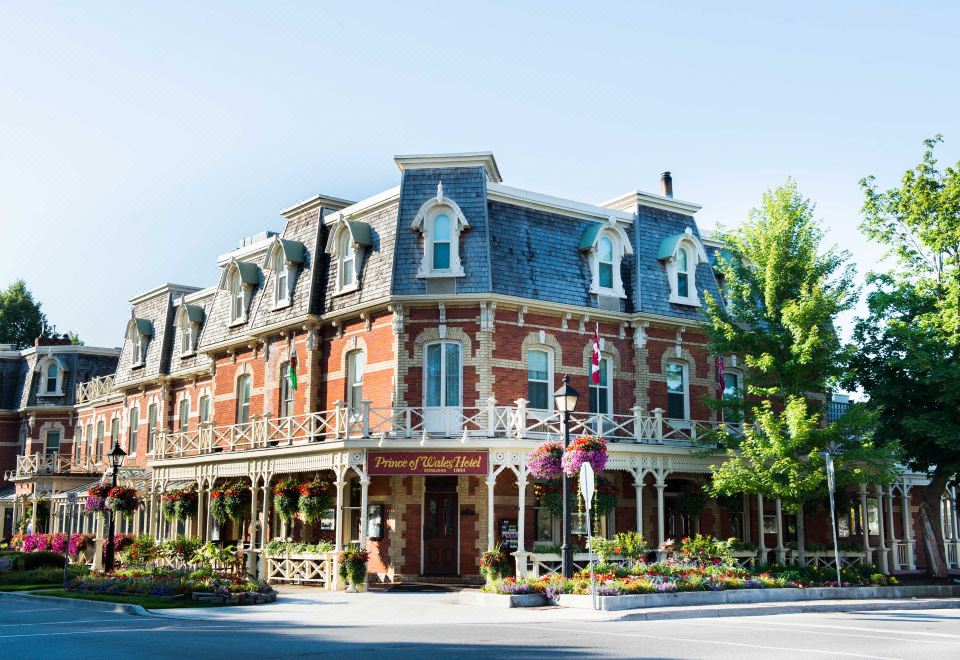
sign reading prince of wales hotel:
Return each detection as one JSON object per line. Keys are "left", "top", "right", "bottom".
{"left": 12, "top": 151, "right": 923, "bottom": 587}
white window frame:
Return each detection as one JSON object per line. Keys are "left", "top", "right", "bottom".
{"left": 663, "top": 228, "right": 709, "bottom": 307}
{"left": 36, "top": 356, "right": 66, "bottom": 396}
{"left": 229, "top": 268, "right": 245, "bottom": 324}
{"left": 198, "top": 394, "right": 211, "bottom": 425}
{"left": 146, "top": 403, "right": 158, "bottom": 454}
{"left": 278, "top": 363, "right": 294, "bottom": 419}
{"left": 178, "top": 397, "right": 190, "bottom": 432}
{"left": 236, "top": 374, "right": 252, "bottom": 429}
{"left": 95, "top": 419, "right": 105, "bottom": 461}
{"left": 411, "top": 188, "right": 470, "bottom": 279}
{"left": 43, "top": 426, "right": 62, "bottom": 456}
{"left": 526, "top": 348, "right": 553, "bottom": 412}
{"left": 346, "top": 349, "right": 366, "bottom": 415}
{"left": 109, "top": 415, "right": 120, "bottom": 450}
{"left": 128, "top": 405, "right": 139, "bottom": 455}
{"left": 584, "top": 220, "right": 633, "bottom": 299}
{"left": 338, "top": 228, "right": 357, "bottom": 293}
{"left": 665, "top": 361, "right": 690, "bottom": 420}
{"left": 274, "top": 249, "right": 290, "bottom": 306}
{"left": 126, "top": 320, "right": 150, "bottom": 368}
{"left": 588, "top": 355, "right": 613, "bottom": 416}
{"left": 74, "top": 425, "right": 83, "bottom": 461}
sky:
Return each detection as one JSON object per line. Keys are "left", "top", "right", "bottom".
{"left": 1, "top": 1, "right": 958, "bottom": 347}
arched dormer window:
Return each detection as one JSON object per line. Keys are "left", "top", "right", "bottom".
{"left": 411, "top": 182, "right": 470, "bottom": 279}
{"left": 175, "top": 303, "right": 204, "bottom": 357}
{"left": 223, "top": 259, "right": 260, "bottom": 324}
{"left": 268, "top": 237, "right": 305, "bottom": 308}
{"left": 580, "top": 219, "right": 634, "bottom": 299}
{"left": 125, "top": 318, "right": 153, "bottom": 368}
{"left": 36, "top": 354, "right": 67, "bottom": 396}
{"left": 325, "top": 218, "right": 370, "bottom": 295}
{"left": 658, "top": 227, "right": 709, "bottom": 307}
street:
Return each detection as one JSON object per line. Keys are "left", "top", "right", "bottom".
{"left": 3, "top": 594, "right": 960, "bottom": 659}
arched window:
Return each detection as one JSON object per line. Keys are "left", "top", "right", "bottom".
{"left": 236, "top": 374, "right": 252, "bottom": 429}
{"left": 412, "top": 187, "right": 470, "bottom": 279}
{"left": 110, "top": 416, "right": 120, "bottom": 449}
{"left": 274, "top": 249, "right": 289, "bottom": 305}
{"left": 127, "top": 318, "right": 152, "bottom": 367}
{"left": 199, "top": 394, "right": 211, "bottom": 424}
{"left": 425, "top": 342, "right": 461, "bottom": 408}
{"left": 659, "top": 228, "right": 708, "bottom": 306}
{"left": 181, "top": 322, "right": 193, "bottom": 355}
{"left": 44, "top": 427, "right": 61, "bottom": 456}
{"left": 588, "top": 356, "right": 612, "bottom": 416}
{"left": 230, "top": 269, "right": 244, "bottom": 323}
{"left": 74, "top": 425, "right": 83, "bottom": 461}
{"left": 133, "top": 332, "right": 144, "bottom": 363}
{"left": 582, "top": 221, "right": 633, "bottom": 299}
{"left": 665, "top": 362, "right": 689, "bottom": 419}
{"left": 677, "top": 248, "right": 690, "bottom": 298}
{"left": 146, "top": 404, "right": 157, "bottom": 453}
{"left": 346, "top": 350, "right": 366, "bottom": 414}
{"left": 527, "top": 349, "right": 551, "bottom": 410}
{"left": 96, "top": 419, "right": 105, "bottom": 461}
{"left": 325, "top": 220, "right": 369, "bottom": 294}
{"left": 128, "top": 406, "right": 139, "bottom": 454}
{"left": 598, "top": 236, "right": 614, "bottom": 291}
{"left": 178, "top": 397, "right": 190, "bottom": 432}
{"left": 432, "top": 214, "right": 451, "bottom": 271}
{"left": 339, "top": 230, "right": 355, "bottom": 289}
{"left": 45, "top": 362, "right": 59, "bottom": 393}
{"left": 278, "top": 363, "right": 294, "bottom": 418}
{"left": 85, "top": 423, "right": 93, "bottom": 459}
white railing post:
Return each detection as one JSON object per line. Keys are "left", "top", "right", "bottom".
{"left": 486, "top": 396, "right": 498, "bottom": 437}
{"left": 513, "top": 398, "right": 528, "bottom": 439}
{"left": 361, "top": 400, "right": 372, "bottom": 438}
{"left": 631, "top": 406, "right": 645, "bottom": 443}
{"left": 652, "top": 408, "right": 664, "bottom": 444}
{"left": 333, "top": 401, "right": 345, "bottom": 440}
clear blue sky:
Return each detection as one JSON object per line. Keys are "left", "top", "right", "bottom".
{"left": 1, "top": 1, "right": 958, "bottom": 347}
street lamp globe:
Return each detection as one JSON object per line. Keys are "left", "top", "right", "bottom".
{"left": 108, "top": 441, "right": 127, "bottom": 470}
{"left": 553, "top": 375, "right": 580, "bottom": 413}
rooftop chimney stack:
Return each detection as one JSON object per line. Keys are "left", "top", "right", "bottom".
{"left": 661, "top": 171, "right": 673, "bottom": 198}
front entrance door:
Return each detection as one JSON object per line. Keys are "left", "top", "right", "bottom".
{"left": 423, "top": 478, "right": 458, "bottom": 576}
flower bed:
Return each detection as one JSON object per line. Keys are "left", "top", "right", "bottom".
{"left": 67, "top": 566, "right": 276, "bottom": 605}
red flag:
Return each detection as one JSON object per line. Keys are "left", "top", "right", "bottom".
{"left": 591, "top": 324, "right": 601, "bottom": 385}
{"left": 715, "top": 356, "right": 726, "bottom": 393}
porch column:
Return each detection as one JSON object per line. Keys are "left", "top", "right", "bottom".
{"left": 860, "top": 483, "right": 872, "bottom": 563}
{"left": 246, "top": 481, "right": 259, "bottom": 575}
{"left": 359, "top": 477, "right": 370, "bottom": 546}
{"left": 775, "top": 499, "right": 786, "bottom": 563}
{"left": 742, "top": 493, "right": 751, "bottom": 544}
{"left": 204, "top": 487, "right": 214, "bottom": 542}
{"left": 516, "top": 472, "right": 527, "bottom": 553}
{"left": 655, "top": 481, "right": 666, "bottom": 548}
{"left": 903, "top": 483, "right": 916, "bottom": 570}
{"left": 30, "top": 492, "right": 38, "bottom": 532}
{"left": 951, "top": 487, "right": 960, "bottom": 543}
{"left": 756, "top": 494, "right": 766, "bottom": 559}
{"left": 259, "top": 481, "right": 271, "bottom": 578}
{"left": 634, "top": 477, "right": 644, "bottom": 538}
{"left": 334, "top": 479, "right": 346, "bottom": 551}
{"left": 875, "top": 484, "right": 889, "bottom": 574}
{"left": 485, "top": 476, "right": 496, "bottom": 550}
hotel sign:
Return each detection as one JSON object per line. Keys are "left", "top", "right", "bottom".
{"left": 367, "top": 451, "right": 488, "bottom": 476}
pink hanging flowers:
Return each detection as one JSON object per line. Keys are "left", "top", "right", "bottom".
{"left": 561, "top": 435, "right": 608, "bottom": 476}
{"left": 525, "top": 441, "right": 564, "bottom": 480}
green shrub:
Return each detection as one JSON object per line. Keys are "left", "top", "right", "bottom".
{"left": 0, "top": 564, "right": 87, "bottom": 585}
{"left": 22, "top": 551, "right": 66, "bottom": 570}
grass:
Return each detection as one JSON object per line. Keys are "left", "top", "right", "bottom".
{"left": 0, "top": 584, "right": 64, "bottom": 592}
{"left": 31, "top": 589, "right": 224, "bottom": 609}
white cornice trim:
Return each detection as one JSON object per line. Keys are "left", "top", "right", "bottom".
{"left": 216, "top": 237, "right": 274, "bottom": 268}
{"left": 280, "top": 193, "right": 355, "bottom": 219}
{"left": 182, "top": 286, "right": 217, "bottom": 304}
{"left": 394, "top": 152, "right": 502, "bottom": 183}
{"left": 600, "top": 191, "right": 702, "bottom": 216}
{"left": 323, "top": 187, "right": 401, "bottom": 225}
{"left": 129, "top": 283, "right": 202, "bottom": 305}
{"left": 487, "top": 183, "right": 633, "bottom": 224}
{"left": 17, "top": 346, "right": 121, "bottom": 358}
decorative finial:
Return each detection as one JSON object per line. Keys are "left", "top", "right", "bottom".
{"left": 436, "top": 180, "right": 443, "bottom": 202}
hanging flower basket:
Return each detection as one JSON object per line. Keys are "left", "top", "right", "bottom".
{"left": 525, "top": 441, "right": 563, "bottom": 480}
{"left": 299, "top": 479, "right": 334, "bottom": 524}
{"left": 84, "top": 483, "right": 111, "bottom": 514}
{"left": 105, "top": 486, "right": 141, "bottom": 519}
{"left": 210, "top": 482, "right": 250, "bottom": 523}
{"left": 534, "top": 476, "right": 618, "bottom": 518}
{"left": 561, "top": 435, "right": 608, "bottom": 476}
{"left": 161, "top": 486, "right": 199, "bottom": 522}
{"left": 273, "top": 477, "right": 301, "bottom": 522}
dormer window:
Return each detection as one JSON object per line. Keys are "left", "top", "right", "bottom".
{"left": 659, "top": 227, "right": 709, "bottom": 307}
{"left": 224, "top": 260, "right": 259, "bottom": 324}
{"left": 126, "top": 318, "right": 153, "bottom": 367}
{"left": 412, "top": 182, "right": 469, "bottom": 279}
{"left": 268, "top": 237, "right": 305, "bottom": 308}
{"left": 175, "top": 303, "right": 204, "bottom": 357}
{"left": 580, "top": 219, "right": 633, "bottom": 299}
{"left": 37, "top": 355, "right": 66, "bottom": 396}
{"left": 274, "top": 250, "right": 289, "bottom": 304}
{"left": 325, "top": 218, "right": 370, "bottom": 295}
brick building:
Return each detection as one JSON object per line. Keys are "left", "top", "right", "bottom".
{"left": 5, "top": 152, "right": 955, "bottom": 582}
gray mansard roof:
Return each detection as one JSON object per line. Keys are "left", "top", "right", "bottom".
{"left": 0, "top": 346, "right": 118, "bottom": 411}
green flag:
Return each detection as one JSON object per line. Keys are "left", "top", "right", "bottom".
{"left": 288, "top": 347, "right": 298, "bottom": 391}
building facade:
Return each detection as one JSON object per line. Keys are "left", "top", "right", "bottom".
{"left": 4, "top": 152, "right": 956, "bottom": 582}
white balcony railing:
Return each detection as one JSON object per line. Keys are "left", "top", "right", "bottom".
{"left": 76, "top": 375, "right": 115, "bottom": 404}
{"left": 152, "top": 399, "right": 744, "bottom": 460}
{"left": 4, "top": 451, "right": 101, "bottom": 481}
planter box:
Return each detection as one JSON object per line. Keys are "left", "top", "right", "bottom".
{"left": 459, "top": 591, "right": 547, "bottom": 608}
{"left": 192, "top": 591, "right": 278, "bottom": 605}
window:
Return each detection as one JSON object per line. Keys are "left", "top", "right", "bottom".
{"left": 274, "top": 249, "right": 289, "bottom": 304}
{"left": 598, "top": 236, "right": 614, "bottom": 290}
{"left": 589, "top": 356, "right": 611, "bottom": 416}
{"left": 346, "top": 350, "right": 365, "bottom": 414}
{"left": 74, "top": 425, "right": 82, "bottom": 460}
{"left": 722, "top": 371, "right": 742, "bottom": 423}
{"left": 147, "top": 404, "right": 157, "bottom": 453}
{"left": 230, "top": 269, "right": 244, "bottom": 323}
{"left": 44, "top": 429, "right": 61, "bottom": 456}
{"left": 666, "top": 362, "right": 688, "bottom": 419}
{"left": 677, "top": 248, "right": 690, "bottom": 298}
{"left": 95, "top": 420, "right": 105, "bottom": 460}
{"left": 338, "top": 230, "right": 355, "bottom": 289}
{"left": 178, "top": 398, "right": 190, "bottom": 432}
{"left": 527, "top": 349, "right": 551, "bottom": 410}
{"left": 278, "top": 364, "right": 293, "bottom": 418}
{"left": 18, "top": 425, "right": 27, "bottom": 455}
{"left": 412, "top": 190, "right": 469, "bottom": 278}
{"left": 583, "top": 222, "right": 633, "bottom": 299}
{"left": 133, "top": 333, "right": 144, "bottom": 363}
{"left": 199, "top": 395, "right": 211, "bottom": 424}
{"left": 236, "top": 374, "right": 252, "bottom": 428}
{"left": 180, "top": 322, "right": 193, "bottom": 355}
{"left": 128, "top": 407, "right": 138, "bottom": 454}
{"left": 425, "top": 342, "right": 461, "bottom": 408}
{"left": 85, "top": 423, "right": 93, "bottom": 459}
{"left": 110, "top": 417, "right": 120, "bottom": 449}
{"left": 45, "top": 362, "right": 59, "bottom": 393}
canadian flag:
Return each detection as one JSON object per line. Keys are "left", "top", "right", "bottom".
{"left": 591, "top": 324, "right": 602, "bottom": 385}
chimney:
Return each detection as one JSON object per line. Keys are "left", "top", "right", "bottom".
{"left": 660, "top": 172, "right": 673, "bottom": 198}
{"left": 35, "top": 335, "right": 71, "bottom": 348}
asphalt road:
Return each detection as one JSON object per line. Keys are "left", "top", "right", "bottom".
{"left": 3, "top": 598, "right": 960, "bottom": 659}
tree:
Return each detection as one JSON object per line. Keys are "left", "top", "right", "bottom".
{"left": 847, "top": 136, "right": 960, "bottom": 577}
{"left": 0, "top": 280, "right": 49, "bottom": 349}
{"left": 704, "top": 181, "right": 889, "bottom": 564}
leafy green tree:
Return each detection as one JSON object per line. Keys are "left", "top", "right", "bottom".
{"left": 0, "top": 280, "right": 50, "bottom": 349}
{"left": 847, "top": 136, "right": 960, "bottom": 577}
{"left": 704, "top": 181, "right": 891, "bottom": 563}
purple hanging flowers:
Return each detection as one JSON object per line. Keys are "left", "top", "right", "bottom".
{"left": 525, "top": 441, "right": 563, "bottom": 479}
{"left": 561, "top": 435, "right": 608, "bottom": 476}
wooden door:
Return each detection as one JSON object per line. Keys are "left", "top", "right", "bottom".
{"left": 423, "top": 491, "right": 458, "bottom": 576}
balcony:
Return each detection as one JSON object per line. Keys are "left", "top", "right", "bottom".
{"left": 3, "top": 452, "right": 102, "bottom": 482}
{"left": 153, "top": 399, "right": 745, "bottom": 460}
{"left": 76, "top": 374, "right": 116, "bottom": 404}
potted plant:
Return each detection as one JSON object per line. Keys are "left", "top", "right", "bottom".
{"left": 85, "top": 483, "right": 110, "bottom": 514}
{"left": 210, "top": 482, "right": 250, "bottom": 524}
{"left": 479, "top": 543, "right": 511, "bottom": 585}
{"left": 525, "top": 441, "right": 563, "bottom": 480}
{"left": 561, "top": 435, "right": 608, "bottom": 475}
{"left": 273, "top": 477, "right": 301, "bottom": 523}
{"left": 299, "top": 479, "right": 334, "bottom": 525}
{"left": 161, "top": 486, "right": 199, "bottom": 522}
{"left": 105, "top": 486, "right": 141, "bottom": 519}
{"left": 338, "top": 545, "right": 370, "bottom": 592}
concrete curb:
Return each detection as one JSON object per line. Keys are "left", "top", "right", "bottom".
{"left": 0, "top": 591, "right": 150, "bottom": 616}
{"left": 608, "top": 597, "right": 960, "bottom": 621}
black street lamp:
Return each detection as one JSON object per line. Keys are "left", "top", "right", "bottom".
{"left": 553, "top": 374, "right": 580, "bottom": 579}
{"left": 103, "top": 440, "right": 127, "bottom": 573}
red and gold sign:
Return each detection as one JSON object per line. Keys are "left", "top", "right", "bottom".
{"left": 367, "top": 451, "right": 488, "bottom": 476}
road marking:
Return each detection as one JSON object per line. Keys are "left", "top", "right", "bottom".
{"left": 728, "top": 618, "right": 960, "bottom": 640}
{"left": 489, "top": 623, "right": 895, "bottom": 659}
{"left": 0, "top": 618, "right": 121, "bottom": 628}
{"left": 690, "top": 621, "right": 960, "bottom": 645}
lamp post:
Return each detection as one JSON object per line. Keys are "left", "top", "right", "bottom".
{"left": 104, "top": 440, "right": 127, "bottom": 573}
{"left": 554, "top": 375, "right": 580, "bottom": 579}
